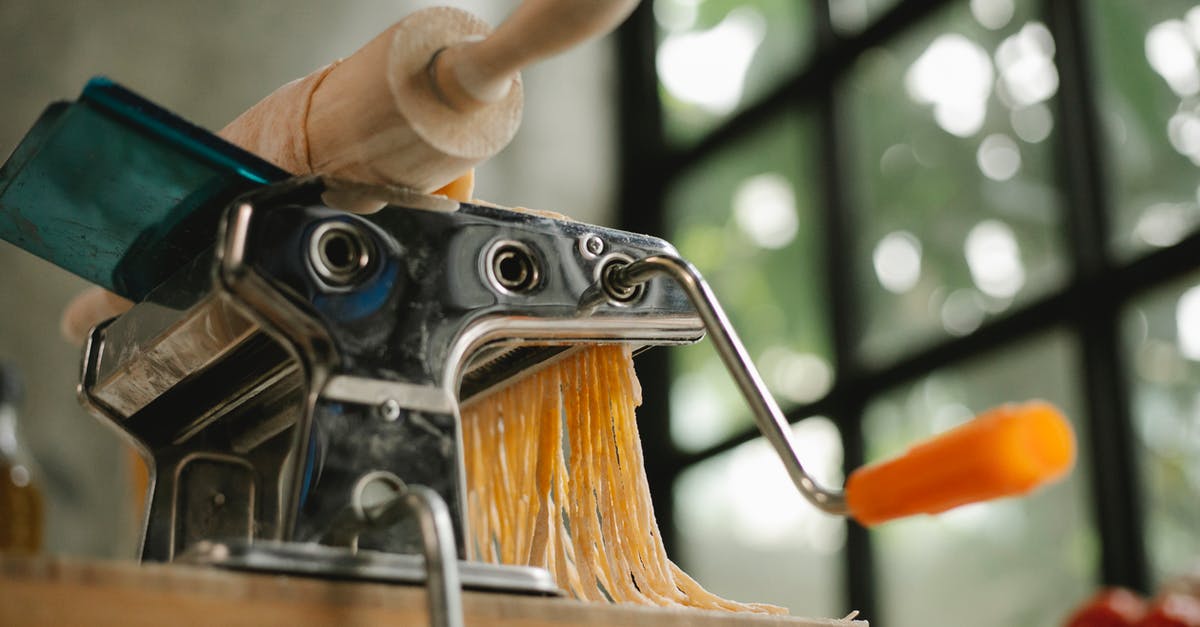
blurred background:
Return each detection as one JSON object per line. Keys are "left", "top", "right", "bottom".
{"left": 2, "top": 0, "right": 1200, "bottom": 626}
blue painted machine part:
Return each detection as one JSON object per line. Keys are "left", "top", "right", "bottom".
{"left": 0, "top": 77, "right": 289, "bottom": 300}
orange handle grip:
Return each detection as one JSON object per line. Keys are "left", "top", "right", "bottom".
{"left": 845, "top": 401, "right": 1075, "bottom": 526}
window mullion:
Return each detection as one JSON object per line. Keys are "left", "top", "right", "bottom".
{"left": 811, "top": 0, "right": 876, "bottom": 619}
{"left": 1044, "top": 0, "right": 1148, "bottom": 592}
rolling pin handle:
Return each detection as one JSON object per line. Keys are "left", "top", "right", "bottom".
{"left": 429, "top": 0, "right": 641, "bottom": 112}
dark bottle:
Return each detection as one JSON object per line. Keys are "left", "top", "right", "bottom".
{"left": 0, "top": 363, "right": 43, "bottom": 552}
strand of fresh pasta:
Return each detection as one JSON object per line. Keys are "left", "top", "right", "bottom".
{"left": 464, "top": 400, "right": 488, "bottom": 561}
{"left": 567, "top": 353, "right": 611, "bottom": 601}
{"left": 599, "top": 349, "right": 677, "bottom": 606}
{"left": 525, "top": 371, "right": 555, "bottom": 568}
{"left": 604, "top": 349, "right": 686, "bottom": 605}
{"left": 585, "top": 347, "right": 644, "bottom": 604}
{"left": 598, "top": 347, "right": 669, "bottom": 605}
{"left": 498, "top": 389, "right": 522, "bottom": 564}
{"left": 460, "top": 345, "right": 782, "bottom": 614}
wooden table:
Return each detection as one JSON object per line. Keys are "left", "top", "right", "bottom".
{"left": 0, "top": 555, "right": 866, "bottom": 626}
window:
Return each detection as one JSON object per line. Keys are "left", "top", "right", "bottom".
{"left": 1089, "top": 0, "right": 1200, "bottom": 258}
{"left": 618, "top": 0, "right": 1200, "bottom": 623}
{"left": 675, "top": 416, "right": 845, "bottom": 616}
{"left": 664, "top": 112, "right": 832, "bottom": 452}
{"left": 655, "top": 0, "right": 815, "bottom": 144}
{"left": 865, "top": 331, "right": 1095, "bottom": 627}
{"left": 842, "top": 0, "right": 1067, "bottom": 364}
{"left": 1123, "top": 274, "right": 1200, "bottom": 586}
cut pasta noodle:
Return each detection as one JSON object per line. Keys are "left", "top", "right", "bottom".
{"left": 461, "top": 344, "right": 785, "bottom": 614}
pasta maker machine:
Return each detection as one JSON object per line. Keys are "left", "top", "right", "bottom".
{"left": 0, "top": 79, "right": 853, "bottom": 624}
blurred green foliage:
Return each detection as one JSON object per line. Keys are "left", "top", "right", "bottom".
{"left": 655, "top": 0, "right": 813, "bottom": 144}
{"left": 1122, "top": 275, "right": 1200, "bottom": 586}
{"left": 843, "top": 0, "right": 1066, "bottom": 364}
{"left": 664, "top": 112, "right": 832, "bottom": 450}
{"left": 1090, "top": 0, "right": 1200, "bottom": 256}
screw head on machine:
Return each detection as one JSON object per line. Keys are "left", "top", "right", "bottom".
{"left": 579, "top": 234, "right": 604, "bottom": 259}
{"left": 378, "top": 398, "right": 402, "bottom": 422}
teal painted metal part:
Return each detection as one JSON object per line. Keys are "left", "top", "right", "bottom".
{"left": 0, "top": 77, "right": 289, "bottom": 300}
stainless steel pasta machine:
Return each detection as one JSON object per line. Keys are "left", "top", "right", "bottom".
{"left": 0, "top": 79, "right": 860, "bottom": 626}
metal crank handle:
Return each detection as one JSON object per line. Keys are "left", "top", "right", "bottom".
{"left": 400, "top": 485, "right": 463, "bottom": 627}
{"left": 607, "top": 254, "right": 848, "bottom": 515}
{"left": 325, "top": 473, "right": 464, "bottom": 627}
{"left": 607, "top": 255, "right": 1077, "bottom": 526}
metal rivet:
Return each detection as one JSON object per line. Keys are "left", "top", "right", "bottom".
{"left": 579, "top": 234, "right": 604, "bottom": 259}
{"left": 378, "top": 398, "right": 401, "bottom": 422}
{"left": 212, "top": 492, "right": 226, "bottom": 507}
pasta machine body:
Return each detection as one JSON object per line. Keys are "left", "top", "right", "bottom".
{"left": 0, "top": 79, "right": 704, "bottom": 596}
{"left": 2, "top": 77, "right": 872, "bottom": 609}
{"left": 76, "top": 177, "right": 704, "bottom": 569}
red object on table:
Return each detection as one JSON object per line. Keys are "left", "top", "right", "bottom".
{"left": 1136, "top": 593, "right": 1200, "bottom": 627}
{"left": 1064, "top": 588, "right": 1148, "bottom": 627}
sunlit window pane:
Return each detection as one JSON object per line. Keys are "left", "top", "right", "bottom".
{"left": 1122, "top": 275, "right": 1200, "bottom": 586}
{"left": 829, "top": 0, "right": 901, "bottom": 35}
{"left": 675, "top": 417, "right": 846, "bottom": 617}
{"left": 655, "top": 0, "right": 812, "bottom": 144}
{"left": 1089, "top": 1, "right": 1200, "bottom": 257}
{"left": 842, "top": 0, "right": 1068, "bottom": 366}
{"left": 864, "top": 331, "right": 1097, "bottom": 627}
{"left": 664, "top": 113, "right": 831, "bottom": 452}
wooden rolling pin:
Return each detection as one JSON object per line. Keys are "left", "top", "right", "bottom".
{"left": 224, "top": 0, "right": 639, "bottom": 191}
{"left": 61, "top": 0, "right": 640, "bottom": 344}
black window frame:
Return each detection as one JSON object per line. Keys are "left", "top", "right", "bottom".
{"left": 615, "top": 0, "right": 1178, "bottom": 619}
